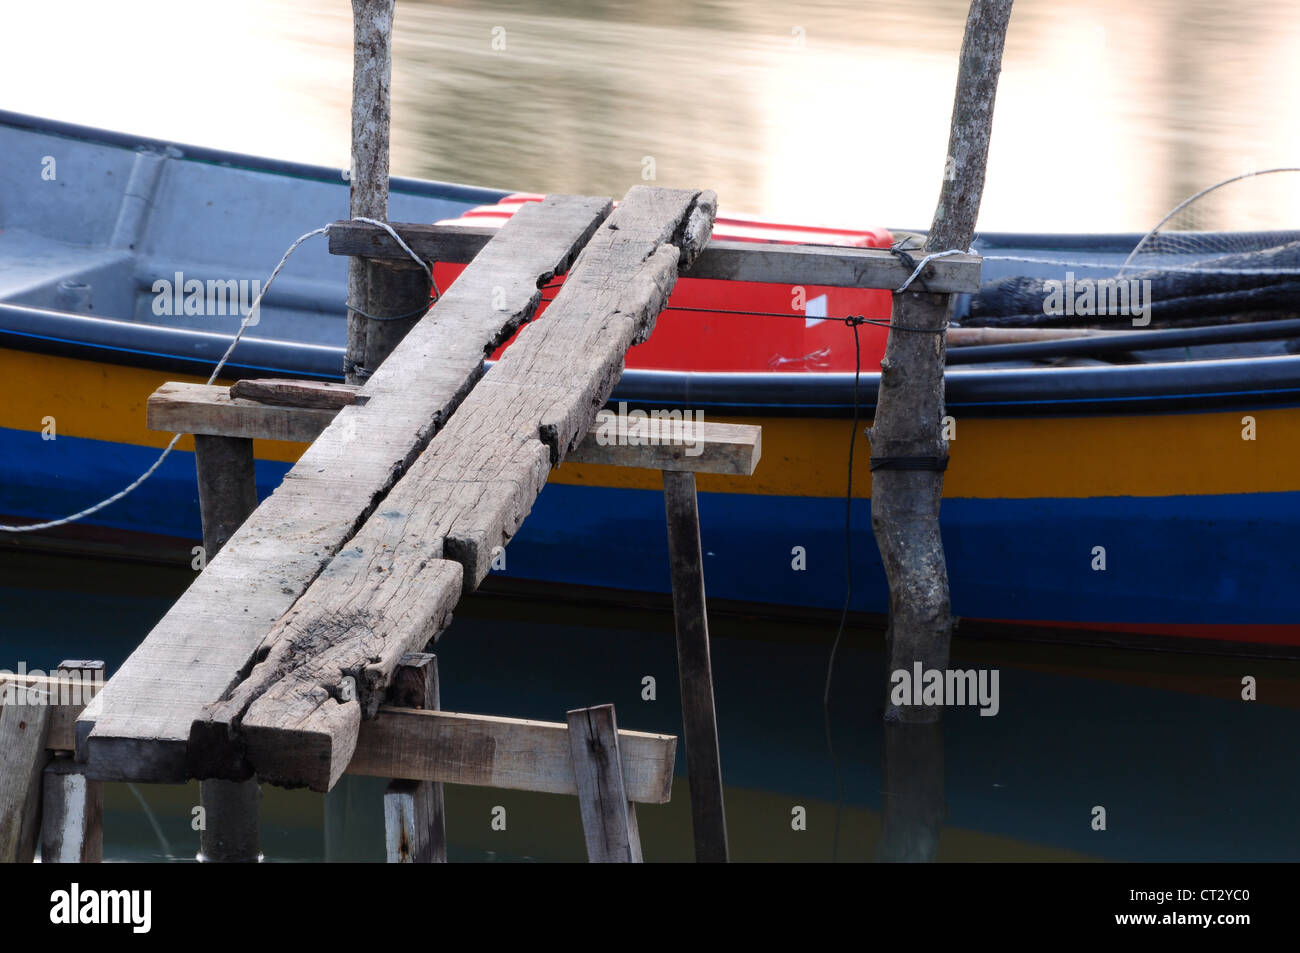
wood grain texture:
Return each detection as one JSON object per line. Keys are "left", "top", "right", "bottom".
{"left": 2, "top": 671, "right": 102, "bottom": 755}
{"left": 329, "top": 222, "right": 982, "bottom": 293}
{"left": 567, "top": 704, "right": 643, "bottom": 863}
{"left": 84, "top": 195, "right": 612, "bottom": 783}
{"left": 195, "top": 187, "right": 714, "bottom": 792}
{"left": 0, "top": 691, "right": 51, "bottom": 862}
{"left": 383, "top": 653, "right": 445, "bottom": 863}
{"left": 152, "top": 382, "right": 761, "bottom": 475}
{"left": 349, "top": 708, "right": 677, "bottom": 805}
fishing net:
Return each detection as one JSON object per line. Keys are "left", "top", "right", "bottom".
{"left": 967, "top": 168, "right": 1300, "bottom": 328}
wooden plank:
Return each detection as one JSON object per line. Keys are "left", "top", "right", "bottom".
{"left": 567, "top": 704, "right": 643, "bottom": 863}
{"left": 150, "top": 382, "right": 761, "bottom": 475}
{"left": 0, "top": 670, "right": 103, "bottom": 754}
{"left": 82, "top": 194, "right": 613, "bottom": 784}
{"left": 383, "top": 653, "right": 445, "bottom": 863}
{"left": 328, "top": 221, "right": 983, "bottom": 293}
{"left": 0, "top": 687, "right": 51, "bottom": 862}
{"left": 196, "top": 187, "right": 716, "bottom": 792}
{"left": 663, "top": 470, "right": 729, "bottom": 862}
{"left": 349, "top": 708, "right": 677, "bottom": 805}
{"left": 40, "top": 758, "right": 103, "bottom": 863}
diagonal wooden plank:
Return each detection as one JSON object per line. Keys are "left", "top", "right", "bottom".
{"left": 80, "top": 194, "right": 613, "bottom": 783}
{"left": 196, "top": 186, "right": 716, "bottom": 792}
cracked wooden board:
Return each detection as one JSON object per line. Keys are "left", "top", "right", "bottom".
{"left": 80, "top": 194, "right": 612, "bottom": 783}
{"left": 193, "top": 186, "right": 716, "bottom": 792}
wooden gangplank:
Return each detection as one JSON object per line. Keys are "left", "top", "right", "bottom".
{"left": 82, "top": 185, "right": 716, "bottom": 792}
{"left": 79, "top": 195, "right": 614, "bottom": 782}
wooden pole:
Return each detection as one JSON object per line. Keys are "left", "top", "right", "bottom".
{"left": 0, "top": 684, "right": 51, "bottom": 863}
{"left": 41, "top": 661, "right": 104, "bottom": 863}
{"left": 567, "top": 704, "right": 643, "bottom": 863}
{"left": 383, "top": 653, "right": 446, "bottom": 863}
{"left": 193, "top": 434, "right": 262, "bottom": 862}
{"left": 870, "top": 0, "right": 1013, "bottom": 723}
{"left": 346, "top": 0, "right": 429, "bottom": 383}
{"left": 662, "top": 470, "right": 728, "bottom": 862}
{"left": 876, "top": 721, "right": 944, "bottom": 862}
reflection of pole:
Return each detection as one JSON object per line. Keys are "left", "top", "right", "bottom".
{"left": 877, "top": 721, "right": 945, "bottom": 862}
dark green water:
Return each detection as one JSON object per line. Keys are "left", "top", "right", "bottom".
{"left": 2, "top": 550, "right": 1297, "bottom": 862}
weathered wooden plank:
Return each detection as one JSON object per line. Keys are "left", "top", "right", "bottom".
{"left": 151, "top": 382, "right": 762, "bottom": 475}
{"left": 349, "top": 708, "right": 677, "bottom": 805}
{"left": 329, "top": 221, "right": 983, "bottom": 293}
{"left": 567, "top": 704, "right": 643, "bottom": 863}
{"left": 196, "top": 187, "right": 715, "bottom": 792}
{"left": 0, "top": 688, "right": 51, "bottom": 862}
{"left": 40, "top": 758, "right": 103, "bottom": 863}
{"left": 0, "top": 670, "right": 103, "bottom": 754}
{"left": 663, "top": 470, "right": 729, "bottom": 863}
{"left": 82, "top": 194, "right": 613, "bottom": 783}
{"left": 383, "top": 653, "right": 445, "bottom": 863}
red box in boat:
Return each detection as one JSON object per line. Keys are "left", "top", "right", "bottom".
{"left": 433, "top": 193, "right": 893, "bottom": 372}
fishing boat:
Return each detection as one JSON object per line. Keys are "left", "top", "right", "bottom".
{"left": 2, "top": 110, "right": 1297, "bottom": 654}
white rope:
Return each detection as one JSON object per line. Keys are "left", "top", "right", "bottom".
{"left": 0, "top": 219, "right": 430, "bottom": 534}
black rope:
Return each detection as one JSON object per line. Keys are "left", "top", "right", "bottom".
{"left": 345, "top": 299, "right": 435, "bottom": 322}
{"left": 870, "top": 455, "right": 949, "bottom": 472}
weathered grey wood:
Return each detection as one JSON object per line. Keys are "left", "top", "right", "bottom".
{"left": 230, "top": 378, "right": 362, "bottom": 410}
{"left": 1, "top": 669, "right": 102, "bottom": 755}
{"left": 567, "top": 704, "right": 643, "bottom": 863}
{"left": 0, "top": 687, "right": 51, "bottom": 862}
{"left": 663, "top": 469, "right": 728, "bottom": 863}
{"left": 151, "top": 382, "right": 762, "bottom": 475}
{"left": 873, "top": 0, "right": 1012, "bottom": 724}
{"left": 329, "top": 222, "right": 982, "bottom": 293}
{"left": 194, "top": 186, "right": 715, "bottom": 792}
{"left": 84, "top": 194, "right": 612, "bottom": 784}
{"left": 383, "top": 653, "right": 445, "bottom": 863}
{"left": 350, "top": 708, "right": 677, "bottom": 804}
{"left": 41, "top": 757, "right": 103, "bottom": 863}
{"left": 193, "top": 436, "right": 264, "bottom": 863}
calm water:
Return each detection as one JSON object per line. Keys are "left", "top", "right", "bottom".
{"left": 2, "top": 550, "right": 1298, "bottom": 862}
{"left": 6, "top": 0, "right": 1300, "bottom": 232}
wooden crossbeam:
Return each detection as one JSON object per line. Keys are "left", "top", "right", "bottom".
{"left": 81, "top": 194, "right": 614, "bottom": 783}
{"left": 147, "top": 380, "right": 761, "bottom": 476}
{"left": 327, "top": 220, "right": 983, "bottom": 293}
{"left": 188, "top": 186, "right": 717, "bottom": 792}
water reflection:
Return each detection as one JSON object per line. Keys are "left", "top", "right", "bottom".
{"left": 4, "top": 1, "right": 1300, "bottom": 231}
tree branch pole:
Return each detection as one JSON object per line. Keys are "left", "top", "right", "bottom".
{"left": 870, "top": 0, "right": 1013, "bottom": 723}
{"left": 346, "top": 0, "right": 428, "bottom": 384}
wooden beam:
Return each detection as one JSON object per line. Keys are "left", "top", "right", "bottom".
{"left": 350, "top": 708, "right": 677, "bottom": 805}
{"left": 328, "top": 221, "right": 982, "bottom": 293}
{"left": 148, "top": 381, "right": 761, "bottom": 476}
{"left": 383, "top": 653, "right": 446, "bottom": 863}
{"left": 0, "top": 669, "right": 102, "bottom": 754}
{"left": 0, "top": 686, "right": 51, "bottom": 862}
{"left": 40, "top": 757, "right": 103, "bottom": 863}
{"left": 567, "top": 704, "right": 643, "bottom": 863}
{"left": 83, "top": 194, "right": 613, "bottom": 784}
{"left": 663, "top": 470, "right": 728, "bottom": 862}
{"left": 195, "top": 186, "right": 716, "bottom": 793}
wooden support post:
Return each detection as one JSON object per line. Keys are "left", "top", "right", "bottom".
{"left": 193, "top": 434, "right": 262, "bottom": 863}
{"left": 876, "top": 721, "right": 945, "bottom": 862}
{"left": 662, "top": 470, "right": 728, "bottom": 863}
{"left": 40, "top": 757, "right": 104, "bottom": 863}
{"left": 567, "top": 704, "right": 643, "bottom": 863}
{"left": 346, "top": 0, "right": 427, "bottom": 382}
{"left": 871, "top": 0, "right": 1013, "bottom": 723}
{"left": 383, "top": 653, "right": 446, "bottom": 863}
{"left": 0, "top": 679, "right": 51, "bottom": 863}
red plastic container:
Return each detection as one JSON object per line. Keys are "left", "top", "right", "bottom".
{"left": 434, "top": 193, "right": 893, "bottom": 372}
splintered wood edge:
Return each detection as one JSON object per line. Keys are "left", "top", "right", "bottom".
{"left": 149, "top": 382, "right": 762, "bottom": 475}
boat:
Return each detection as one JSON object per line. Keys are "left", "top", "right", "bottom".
{"left": 2, "top": 110, "right": 1298, "bottom": 654}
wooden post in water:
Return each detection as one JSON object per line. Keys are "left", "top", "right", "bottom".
{"left": 871, "top": 0, "right": 1013, "bottom": 724}
{"left": 663, "top": 470, "right": 728, "bottom": 863}
{"left": 382, "top": 653, "right": 447, "bottom": 863}
{"left": 193, "top": 434, "right": 262, "bottom": 862}
{"left": 345, "top": 0, "right": 429, "bottom": 384}
{"left": 41, "top": 661, "right": 105, "bottom": 863}
{"left": 567, "top": 704, "right": 643, "bottom": 863}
